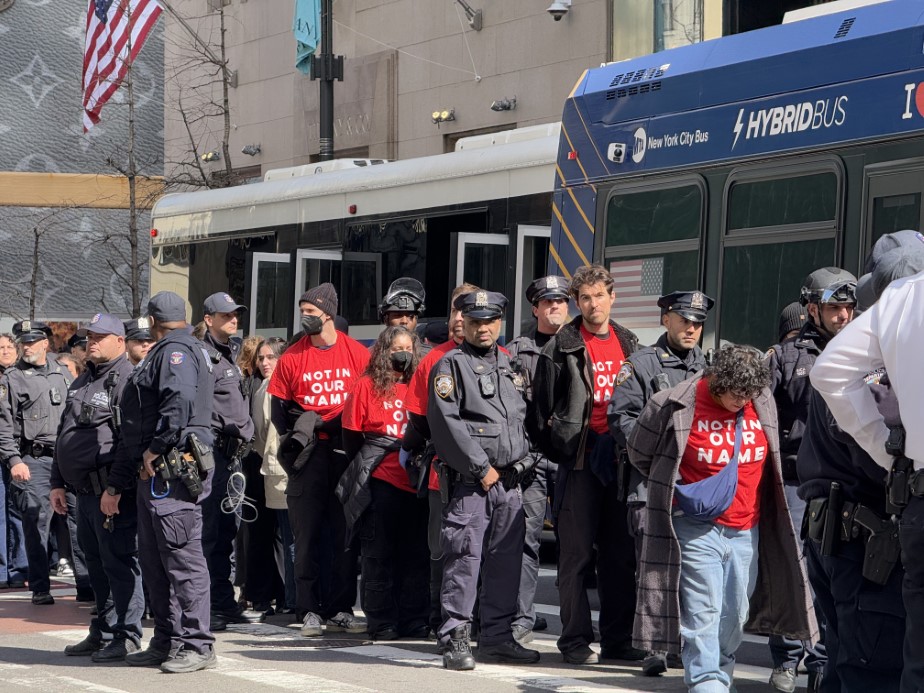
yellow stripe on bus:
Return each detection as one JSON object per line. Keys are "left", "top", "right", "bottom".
{"left": 567, "top": 186, "right": 595, "bottom": 235}
{"left": 553, "top": 203, "right": 590, "bottom": 267}
{"left": 549, "top": 242, "right": 572, "bottom": 279}
{"left": 560, "top": 123, "right": 590, "bottom": 183}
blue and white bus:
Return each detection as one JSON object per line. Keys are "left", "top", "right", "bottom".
{"left": 550, "top": 0, "right": 924, "bottom": 348}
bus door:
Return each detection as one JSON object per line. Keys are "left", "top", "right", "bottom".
{"left": 247, "top": 252, "right": 290, "bottom": 339}
{"left": 292, "top": 248, "right": 382, "bottom": 342}
{"left": 513, "top": 225, "right": 552, "bottom": 338}
{"left": 865, "top": 164, "right": 924, "bottom": 256}
{"left": 452, "top": 232, "right": 509, "bottom": 334}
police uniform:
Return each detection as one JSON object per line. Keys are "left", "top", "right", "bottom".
{"left": 113, "top": 292, "right": 217, "bottom": 672}
{"left": 0, "top": 320, "right": 73, "bottom": 604}
{"left": 50, "top": 314, "right": 143, "bottom": 659}
{"left": 198, "top": 292, "right": 257, "bottom": 624}
{"left": 377, "top": 278, "right": 431, "bottom": 355}
{"left": 506, "top": 275, "right": 568, "bottom": 639}
{"left": 427, "top": 290, "right": 539, "bottom": 670}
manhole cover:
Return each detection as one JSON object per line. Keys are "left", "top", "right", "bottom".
{"left": 247, "top": 638, "right": 372, "bottom": 649}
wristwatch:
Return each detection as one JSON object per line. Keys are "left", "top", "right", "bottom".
{"left": 105, "top": 486, "right": 120, "bottom": 497}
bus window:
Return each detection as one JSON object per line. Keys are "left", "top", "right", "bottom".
{"left": 606, "top": 184, "right": 701, "bottom": 246}
{"left": 719, "top": 238, "right": 835, "bottom": 350}
{"left": 871, "top": 193, "right": 921, "bottom": 243}
{"left": 728, "top": 172, "right": 838, "bottom": 231}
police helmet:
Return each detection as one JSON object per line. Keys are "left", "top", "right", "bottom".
{"left": 799, "top": 267, "right": 857, "bottom": 306}
{"left": 377, "top": 278, "right": 426, "bottom": 322}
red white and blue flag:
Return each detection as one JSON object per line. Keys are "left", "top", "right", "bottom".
{"left": 82, "top": 0, "right": 162, "bottom": 131}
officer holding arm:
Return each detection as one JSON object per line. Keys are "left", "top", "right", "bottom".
{"left": 111, "top": 291, "right": 217, "bottom": 673}
{"left": 49, "top": 314, "right": 142, "bottom": 662}
{"left": 428, "top": 290, "right": 540, "bottom": 671}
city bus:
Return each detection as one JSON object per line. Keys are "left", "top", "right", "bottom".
{"left": 150, "top": 124, "right": 559, "bottom": 342}
{"left": 551, "top": 0, "right": 924, "bottom": 349}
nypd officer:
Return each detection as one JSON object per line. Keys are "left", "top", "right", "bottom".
{"left": 108, "top": 291, "right": 217, "bottom": 673}
{"left": 50, "top": 313, "right": 143, "bottom": 661}
{"left": 124, "top": 318, "right": 154, "bottom": 366}
{"left": 427, "top": 289, "right": 540, "bottom": 670}
{"left": 378, "top": 278, "right": 430, "bottom": 354}
{"left": 0, "top": 320, "right": 73, "bottom": 606}
{"left": 199, "top": 292, "right": 259, "bottom": 626}
{"left": 608, "top": 290, "right": 713, "bottom": 675}
{"left": 507, "top": 275, "right": 569, "bottom": 644}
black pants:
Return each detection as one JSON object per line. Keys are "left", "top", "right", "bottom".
{"left": 201, "top": 449, "right": 240, "bottom": 614}
{"left": 556, "top": 466, "right": 636, "bottom": 654}
{"left": 805, "top": 536, "right": 903, "bottom": 692}
{"left": 286, "top": 443, "right": 358, "bottom": 618}
{"left": 240, "top": 452, "right": 285, "bottom": 606}
{"left": 900, "top": 495, "right": 924, "bottom": 693}
{"left": 10, "top": 455, "right": 53, "bottom": 594}
{"left": 360, "top": 478, "right": 430, "bottom": 635}
{"left": 514, "top": 457, "right": 555, "bottom": 630}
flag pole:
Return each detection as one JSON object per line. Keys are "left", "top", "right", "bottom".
{"left": 310, "top": 0, "right": 343, "bottom": 161}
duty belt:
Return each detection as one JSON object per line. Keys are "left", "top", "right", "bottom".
{"left": 21, "top": 441, "right": 53, "bottom": 458}
{"left": 215, "top": 433, "right": 245, "bottom": 459}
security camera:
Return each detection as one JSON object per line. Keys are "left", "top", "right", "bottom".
{"left": 547, "top": 0, "right": 571, "bottom": 21}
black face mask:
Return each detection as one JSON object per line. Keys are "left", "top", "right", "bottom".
{"left": 301, "top": 314, "right": 324, "bottom": 336}
{"left": 389, "top": 350, "right": 413, "bottom": 373}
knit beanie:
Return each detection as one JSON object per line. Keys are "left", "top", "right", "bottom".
{"left": 777, "top": 302, "right": 806, "bottom": 342}
{"left": 299, "top": 282, "right": 338, "bottom": 317}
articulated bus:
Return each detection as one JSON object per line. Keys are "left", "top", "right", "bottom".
{"left": 551, "top": 0, "right": 924, "bottom": 350}
{"left": 150, "top": 124, "right": 559, "bottom": 342}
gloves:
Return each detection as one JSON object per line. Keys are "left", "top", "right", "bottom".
{"left": 399, "top": 448, "right": 411, "bottom": 470}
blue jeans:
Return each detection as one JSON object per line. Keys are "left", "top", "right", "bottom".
{"left": 674, "top": 514, "right": 759, "bottom": 693}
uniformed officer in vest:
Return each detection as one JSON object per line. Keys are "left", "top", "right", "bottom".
{"left": 507, "top": 275, "right": 569, "bottom": 644}
{"left": 199, "top": 292, "right": 260, "bottom": 627}
{"left": 427, "top": 289, "right": 540, "bottom": 670}
{"left": 49, "top": 313, "right": 143, "bottom": 661}
{"left": 0, "top": 320, "right": 73, "bottom": 606}
{"left": 109, "top": 291, "right": 217, "bottom": 673}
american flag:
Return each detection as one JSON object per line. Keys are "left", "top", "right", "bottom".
{"left": 82, "top": 0, "right": 162, "bottom": 131}
{"left": 609, "top": 257, "right": 664, "bottom": 329}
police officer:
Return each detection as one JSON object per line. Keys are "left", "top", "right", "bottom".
{"left": 199, "top": 292, "right": 259, "bottom": 626}
{"left": 608, "top": 289, "right": 713, "bottom": 676}
{"left": 123, "top": 318, "right": 154, "bottom": 366}
{"left": 378, "top": 278, "right": 429, "bottom": 353}
{"left": 0, "top": 332, "right": 28, "bottom": 591}
{"left": 507, "top": 275, "right": 569, "bottom": 644}
{"left": 765, "top": 268, "right": 856, "bottom": 691}
{"left": 428, "top": 289, "right": 540, "bottom": 670}
{"left": 50, "top": 313, "right": 143, "bottom": 662}
{"left": 109, "top": 291, "right": 217, "bottom": 673}
{"left": 0, "top": 320, "right": 73, "bottom": 605}
{"left": 68, "top": 333, "right": 88, "bottom": 368}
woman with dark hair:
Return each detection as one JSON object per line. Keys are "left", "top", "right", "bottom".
{"left": 339, "top": 326, "right": 429, "bottom": 640}
{"left": 628, "top": 345, "right": 817, "bottom": 693}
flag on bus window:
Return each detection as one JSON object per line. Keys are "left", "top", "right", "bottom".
{"left": 609, "top": 257, "right": 664, "bottom": 329}
{"left": 82, "top": 0, "right": 163, "bottom": 132}
{"left": 294, "top": 0, "right": 321, "bottom": 74}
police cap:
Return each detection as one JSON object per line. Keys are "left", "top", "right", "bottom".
{"left": 800, "top": 267, "right": 857, "bottom": 306}
{"left": 378, "top": 277, "right": 426, "bottom": 321}
{"left": 453, "top": 290, "right": 507, "bottom": 319}
{"left": 13, "top": 320, "right": 51, "bottom": 343}
{"left": 78, "top": 313, "right": 125, "bottom": 338}
{"left": 124, "top": 317, "right": 152, "bottom": 342}
{"left": 203, "top": 292, "right": 247, "bottom": 315}
{"left": 147, "top": 291, "right": 187, "bottom": 323}
{"left": 871, "top": 246, "right": 924, "bottom": 300}
{"left": 656, "top": 291, "right": 714, "bottom": 323}
{"left": 68, "top": 333, "right": 88, "bottom": 349}
{"left": 525, "top": 275, "right": 569, "bottom": 305}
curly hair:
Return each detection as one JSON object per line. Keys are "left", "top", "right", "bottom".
{"left": 570, "top": 264, "right": 614, "bottom": 298}
{"left": 365, "top": 326, "right": 421, "bottom": 397}
{"left": 705, "top": 344, "right": 771, "bottom": 399}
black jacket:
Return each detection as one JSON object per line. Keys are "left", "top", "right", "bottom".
{"left": 335, "top": 434, "right": 401, "bottom": 543}
{"left": 531, "top": 316, "right": 637, "bottom": 467}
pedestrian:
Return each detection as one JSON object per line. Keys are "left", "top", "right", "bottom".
{"left": 338, "top": 326, "right": 429, "bottom": 640}
{"left": 506, "top": 275, "right": 570, "bottom": 645}
{"left": 530, "top": 264, "right": 642, "bottom": 665}
{"left": 123, "top": 318, "right": 154, "bottom": 366}
{"left": 628, "top": 344, "right": 818, "bottom": 692}
{"left": 777, "top": 303, "right": 807, "bottom": 344}
{"left": 50, "top": 313, "right": 143, "bottom": 662}
{"left": 0, "top": 320, "right": 74, "bottom": 605}
{"left": 267, "top": 282, "right": 370, "bottom": 637}
{"left": 608, "top": 289, "right": 714, "bottom": 676}
{"left": 0, "top": 332, "right": 27, "bottom": 590}
{"left": 198, "top": 292, "right": 261, "bottom": 628}
{"left": 57, "top": 353, "right": 83, "bottom": 379}
{"left": 763, "top": 268, "right": 856, "bottom": 691}
{"left": 428, "top": 289, "right": 540, "bottom": 670}
{"left": 110, "top": 291, "right": 217, "bottom": 673}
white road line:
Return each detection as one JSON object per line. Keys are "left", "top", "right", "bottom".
{"left": 219, "top": 667, "right": 378, "bottom": 692}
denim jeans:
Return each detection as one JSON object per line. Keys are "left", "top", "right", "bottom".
{"left": 674, "top": 514, "right": 759, "bottom": 693}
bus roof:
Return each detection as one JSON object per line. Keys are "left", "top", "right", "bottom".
{"left": 558, "top": 0, "right": 924, "bottom": 185}
{"left": 152, "top": 124, "right": 560, "bottom": 246}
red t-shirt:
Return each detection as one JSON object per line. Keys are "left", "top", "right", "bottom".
{"left": 266, "top": 332, "right": 370, "bottom": 420}
{"left": 405, "top": 340, "right": 458, "bottom": 416}
{"left": 342, "top": 377, "right": 413, "bottom": 494}
{"left": 580, "top": 324, "right": 626, "bottom": 434}
{"left": 679, "top": 378, "right": 769, "bottom": 530}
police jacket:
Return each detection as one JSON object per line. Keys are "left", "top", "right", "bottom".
{"left": 766, "top": 321, "right": 829, "bottom": 478}
{"left": 427, "top": 340, "right": 529, "bottom": 479}
{"left": 51, "top": 353, "right": 134, "bottom": 491}
{"left": 531, "top": 316, "right": 637, "bottom": 467}
{"left": 0, "top": 355, "right": 73, "bottom": 467}
{"left": 797, "top": 379, "right": 893, "bottom": 515}
{"left": 608, "top": 333, "right": 705, "bottom": 502}
{"left": 335, "top": 433, "right": 400, "bottom": 542}
{"left": 202, "top": 332, "right": 254, "bottom": 442}
{"left": 109, "top": 326, "right": 215, "bottom": 493}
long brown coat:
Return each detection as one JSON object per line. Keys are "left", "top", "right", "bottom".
{"left": 626, "top": 374, "right": 819, "bottom": 654}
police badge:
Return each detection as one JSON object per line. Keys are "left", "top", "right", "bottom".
{"left": 615, "top": 361, "right": 634, "bottom": 386}
{"left": 434, "top": 374, "right": 454, "bottom": 399}
{"left": 475, "top": 291, "right": 488, "bottom": 307}
{"left": 691, "top": 292, "right": 705, "bottom": 310}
